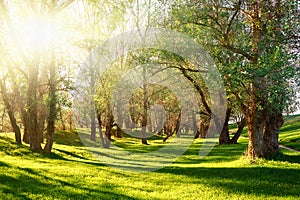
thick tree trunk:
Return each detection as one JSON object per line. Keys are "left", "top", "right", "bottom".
{"left": 245, "top": 117, "right": 264, "bottom": 158}
{"left": 245, "top": 111, "right": 283, "bottom": 159}
{"left": 244, "top": 96, "right": 265, "bottom": 159}
{"left": 263, "top": 113, "right": 283, "bottom": 155}
{"left": 27, "top": 58, "right": 42, "bottom": 152}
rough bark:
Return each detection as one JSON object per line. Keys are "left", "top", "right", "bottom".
{"left": 244, "top": 86, "right": 265, "bottom": 158}
{"left": 263, "top": 113, "right": 283, "bottom": 156}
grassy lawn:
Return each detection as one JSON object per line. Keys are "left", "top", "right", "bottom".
{"left": 0, "top": 116, "right": 299, "bottom": 200}
{"left": 279, "top": 114, "right": 300, "bottom": 150}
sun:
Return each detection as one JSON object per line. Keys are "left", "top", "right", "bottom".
{"left": 12, "top": 16, "right": 63, "bottom": 52}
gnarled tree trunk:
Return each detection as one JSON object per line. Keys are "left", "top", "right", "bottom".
{"left": 263, "top": 113, "right": 283, "bottom": 155}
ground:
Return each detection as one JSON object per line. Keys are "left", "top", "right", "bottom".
{"left": 0, "top": 115, "right": 299, "bottom": 200}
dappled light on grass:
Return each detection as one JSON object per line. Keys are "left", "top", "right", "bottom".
{"left": 0, "top": 133, "right": 300, "bottom": 199}
{"left": 77, "top": 128, "right": 196, "bottom": 172}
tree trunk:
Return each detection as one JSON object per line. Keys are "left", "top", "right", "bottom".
{"left": 97, "top": 114, "right": 110, "bottom": 148}
{"left": 175, "top": 114, "right": 181, "bottom": 137}
{"left": 192, "top": 113, "right": 198, "bottom": 137}
{"left": 245, "top": 117, "right": 264, "bottom": 158}
{"left": 37, "top": 110, "right": 46, "bottom": 143}
{"left": 0, "top": 80, "right": 22, "bottom": 144}
{"left": 27, "top": 57, "right": 42, "bottom": 152}
{"left": 44, "top": 54, "right": 57, "bottom": 154}
{"left": 7, "top": 110, "right": 22, "bottom": 144}
{"left": 22, "top": 124, "right": 30, "bottom": 144}
{"left": 115, "top": 125, "right": 122, "bottom": 138}
{"left": 230, "top": 118, "right": 246, "bottom": 144}
{"left": 141, "top": 66, "right": 148, "bottom": 145}
{"left": 105, "top": 123, "right": 112, "bottom": 141}
{"left": 90, "top": 102, "right": 96, "bottom": 141}
{"left": 244, "top": 88, "right": 265, "bottom": 158}
{"left": 219, "top": 107, "right": 231, "bottom": 145}
{"left": 263, "top": 113, "right": 283, "bottom": 156}
{"left": 19, "top": 109, "right": 30, "bottom": 143}
{"left": 59, "top": 108, "right": 66, "bottom": 130}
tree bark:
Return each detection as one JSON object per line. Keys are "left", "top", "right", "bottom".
{"left": 141, "top": 66, "right": 148, "bottom": 145}
{"left": 115, "top": 125, "right": 122, "bottom": 138}
{"left": 244, "top": 85, "right": 265, "bottom": 158}
{"left": 230, "top": 117, "right": 246, "bottom": 144}
{"left": 27, "top": 57, "right": 42, "bottom": 152}
{"left": 97, "top": 113, "right": 110, "bottom": 148}
{"left": 44, "top": 50, "right": 57, "bottom": 154}
{"left": 263, "top": 113, "right": 283, "bottom": 155}
{"left": 219, "top": 107, "right": 231, "bottom": 145}
{"left": 0, "top": 80, "right": 22, "bottom": 144}
{"left": 90, "top": 103, "right": 96, "bottom": 141}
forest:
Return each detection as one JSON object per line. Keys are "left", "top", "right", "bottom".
{"left": 0, "top": 0, "right": 299, "bottom": 199}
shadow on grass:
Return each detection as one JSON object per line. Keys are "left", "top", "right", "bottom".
{"left": 0, "top": 166, "right": 138, "bottom": 200}
{"left": 270, "top": 152, "right": 300, "bottom": 164}
{"left": 157, "top": 166, "right": 300, "bottom": 198}
{"left": 53, "top": 148, "right": 88, "bottom": 160}
{"left": 54, "top": 130, "right": 83, "bottom": 147}
{"left": 176, "top": 141, "right": 248, "bottom": 164}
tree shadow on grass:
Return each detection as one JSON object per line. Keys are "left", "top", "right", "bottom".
{"left": 0, "top": 165, "right": 138, "bottom": 200}
{"left": 177, "top": 142, "right": 248, "bottom": 164}
{"left": 52, "top": 148, "right": 88, "bottom": 160}
{"left": 54, "top": 130, "right": 84, "bottom": 147}
{"left": 270, "top": 152, "right": 300, "bottom": 164}
{"left": 157, "top": 166, "right": 300, "bottom": 198}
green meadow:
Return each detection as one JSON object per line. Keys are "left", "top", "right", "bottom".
{"left": 0, "top": 115, "right": 299, "bottom": 200}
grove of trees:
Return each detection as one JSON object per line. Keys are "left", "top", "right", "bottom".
{"left": 0, "top": 0, "right": 299, "bottom": 160}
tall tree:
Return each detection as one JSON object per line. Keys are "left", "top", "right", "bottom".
{"left": 168, "top": 0, "right": 299, "bottom": 158}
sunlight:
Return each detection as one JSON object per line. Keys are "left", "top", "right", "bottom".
{"left": 12, "top": 16, "right": 63, "bottom": 52}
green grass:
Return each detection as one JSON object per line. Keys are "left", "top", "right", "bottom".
{"left": 0, "top": 116, "right": 299, "bottom": 199}
{"left": 279, "top": 114, "right": 300, "bottom": 150}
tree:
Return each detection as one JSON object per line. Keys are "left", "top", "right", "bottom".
{"left": 167, "top": 0, "right": 299, "bottom": 158}
{"left": 0, "top": 0, "right": 75, "bottom": 152}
